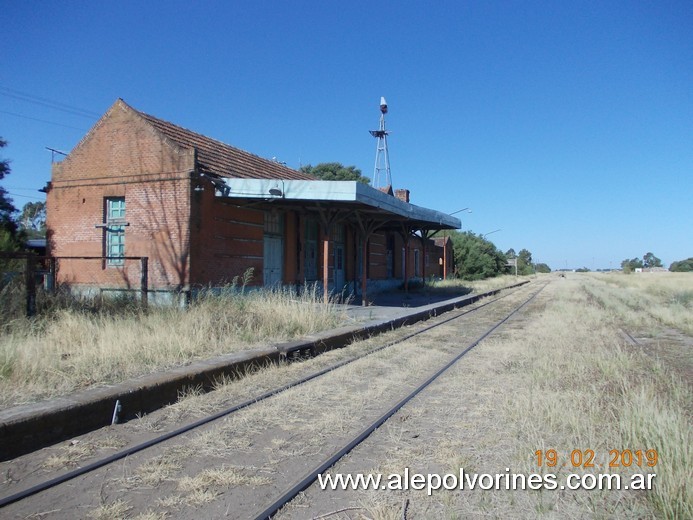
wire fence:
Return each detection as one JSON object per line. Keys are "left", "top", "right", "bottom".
{"left": 0, "top": 253, "right": 149, "bottom": 319}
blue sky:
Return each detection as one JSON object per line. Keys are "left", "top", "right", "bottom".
{"left": 1, "top": 1, "right": 691, "bottom": 270}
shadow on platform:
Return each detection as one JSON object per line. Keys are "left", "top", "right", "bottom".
{"left": 343, "top": 284, "right": 474, "bottom": 322}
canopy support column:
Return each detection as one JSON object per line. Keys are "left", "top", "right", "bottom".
{"left": 398, "top": 224, "right": 415, "bottom": 294}
{"left": 322, "top": 234, "right": 330, "bottom": 302}
{"left": 316, "top": 207, "right": 347, "bottom": 303}
{"left": 354, "top": 211, "right": 383, "bottom": 306}
{"left": 361, "top": 235, "right": 368, "bottom": 304}
{"left": 419, "top": 228, "right": 435, "bottom": 286}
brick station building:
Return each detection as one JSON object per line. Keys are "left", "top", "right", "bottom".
{"left": 45, "top": 99, "right": 460, "bottom": 303}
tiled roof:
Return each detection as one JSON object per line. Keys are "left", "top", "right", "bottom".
{"left": 129, "top": 102, "right": 314, "bottom": 181}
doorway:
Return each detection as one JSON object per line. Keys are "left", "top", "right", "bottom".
{"left": 263, "top": 212, "right": 284, "bottom": 287}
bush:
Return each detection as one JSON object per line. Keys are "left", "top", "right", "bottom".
{"left": 670, "top": 257, "right": 693, "bottom": 272}
{"left": 449, "top": 231, "right": 507, "bottom": 280}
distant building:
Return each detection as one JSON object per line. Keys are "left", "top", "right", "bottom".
{"left": 433, "top": 235, "right": 455, "bottom": 279}
{"left": 45, "top": 99, "right": 459, "bottom": 302}
{"left": 24, "top": 238, "right": 47, "bottom": 256}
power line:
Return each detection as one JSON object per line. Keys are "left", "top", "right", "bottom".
{"left": 0, "top": 110, "right": 88, "bottom": 131}
{"left": 0, "top": 86, "right": 100, "bottom": 119}
{"left": 6, "top": 192, "right": 45, "bottom": 200}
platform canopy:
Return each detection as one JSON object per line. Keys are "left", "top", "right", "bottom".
{"left": 218, "top": 179, "right": 461, "bottom": 232}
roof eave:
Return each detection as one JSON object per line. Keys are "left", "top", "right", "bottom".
{"left": 220, "top": 179, "right": 461, "bottom": 230}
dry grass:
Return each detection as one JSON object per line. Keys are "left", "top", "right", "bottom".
{"left": 426, "top": 274, "right": 529, "bottom": 296}
{"left": 581, "top": 271, "right": 693, "bottom": 334}
{"left": 0, "top": 283, "right": 344, "bottom": 408}
{"left": 511, "top": 279, "right": 691, "bottom": 518}
{"left": 148, "top": 464, "right": 274, "bottom": 509}
{"left": 132, "top": 512, "right": 168, "bottom": 520}
{"left": 131, "top": 451, "right": 186, "bottom": 487}
{"left": 88, "top": 499, "right": 131, "bottom": 520}
{"left": 41, "top": 435, "right": 127, "bottom": 471}
{"left": 179, "top": 464, "right": 271, "bottom": 492}
{"left": 314, "top": 277, "right": 690, "bottom": 519}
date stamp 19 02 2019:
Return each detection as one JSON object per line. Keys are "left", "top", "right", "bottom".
{"left": 535, "top": 449, "right": 658, "bottom": 469}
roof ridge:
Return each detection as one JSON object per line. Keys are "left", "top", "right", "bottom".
{"left": 130, "top": 104, "right": 311, "bottom": 179}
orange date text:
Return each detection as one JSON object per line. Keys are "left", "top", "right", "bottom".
{"left": 534, "top": 449, "right": 658, "bottom": 469}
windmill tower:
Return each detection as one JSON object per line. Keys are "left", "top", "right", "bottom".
{"left": 369, "top": 97, "right": 392, "bottom": 189}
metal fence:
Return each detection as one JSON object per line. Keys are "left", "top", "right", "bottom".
{"left": 0, "top": 253, "right": 149, "bottom": 318}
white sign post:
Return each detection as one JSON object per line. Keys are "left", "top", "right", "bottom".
{"left": 506, "top": 257, "right": 518, "bottom": 276}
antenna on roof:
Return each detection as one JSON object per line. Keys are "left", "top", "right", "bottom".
{"left": 46, "top": 146, "right": 67, "bottom": 163}
{"left": 369, "top": 97, "right": 392, "bottom": 189}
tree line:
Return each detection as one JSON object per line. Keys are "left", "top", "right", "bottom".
{"left": 445, "top": 231, "right": 546, "bottom": 280}
{"left": 622, "top": 252, "right": 693, "bottom": 273}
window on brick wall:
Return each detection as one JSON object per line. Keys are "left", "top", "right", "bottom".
{"left": 331, "top": 224, "right": 345, "bottom": 243}
{"left": 264, "top": 211, "right": 284, "bottom": 235}
{"left": 105, "top": 197, "right": 126, "bottom": 266}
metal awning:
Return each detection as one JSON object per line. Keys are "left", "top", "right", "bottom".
{"left": 219, "top": 179, "right": 461, "bottom": 231}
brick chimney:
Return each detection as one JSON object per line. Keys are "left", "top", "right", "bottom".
{"left": 395, "top": 189, "right": 410, "bottom": 203}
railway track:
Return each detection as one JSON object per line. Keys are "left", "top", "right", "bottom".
{"left": 252, "top": 281, "right": 548, "bottom": 519}
{"left": 0, "top": 281, "right": 547, "bottom": 518}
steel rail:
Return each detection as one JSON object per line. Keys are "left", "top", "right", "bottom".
{"left": 621, "top": 328, "right": 640, "bottom": 345}
{"left": 252, "top": 282, "right": 549, "bottom": 520}
{"left": 0, "top": 283, "right": 529, "bottom": 509}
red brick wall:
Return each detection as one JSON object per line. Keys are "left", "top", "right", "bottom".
{"left": 46, "top": 101, "right": 195, "bottom": 290}
{"left": 368, "top": 232, "right": 387, "bottom": 279}
{"left": 191, "top": 191, "right": 265, "bottom": 286}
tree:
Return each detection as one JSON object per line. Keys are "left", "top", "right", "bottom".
{"left": 535, "top": 263, "right": 551, "bottom": 273}
{"left": 449, "top": 231, "right": 507, "bottom": 280}
{"left": 300, "top": 163, "right": 370, "bottom": 184}
{"left": 517, "top": 248, "right": 533, "bottom": 275}
{"left": 621, "top": 252, "right": 664, "bottom": 273}
{"left": 621, "top": 257, "right": 643, "bottom": 273}
{"left": 0, "top": 137, "right": 19, "bottom": 250}
{"left": 503, "top": 247, "right": 538, "bottom": 275}
{"left": 642, "top": 252, "right": 663, "bottom": 269}
{"left": 669, "top": 257, "right": 693, "bottom": 272}
{"left": 18, "top": 201, "right": 46, "bottom": 236}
